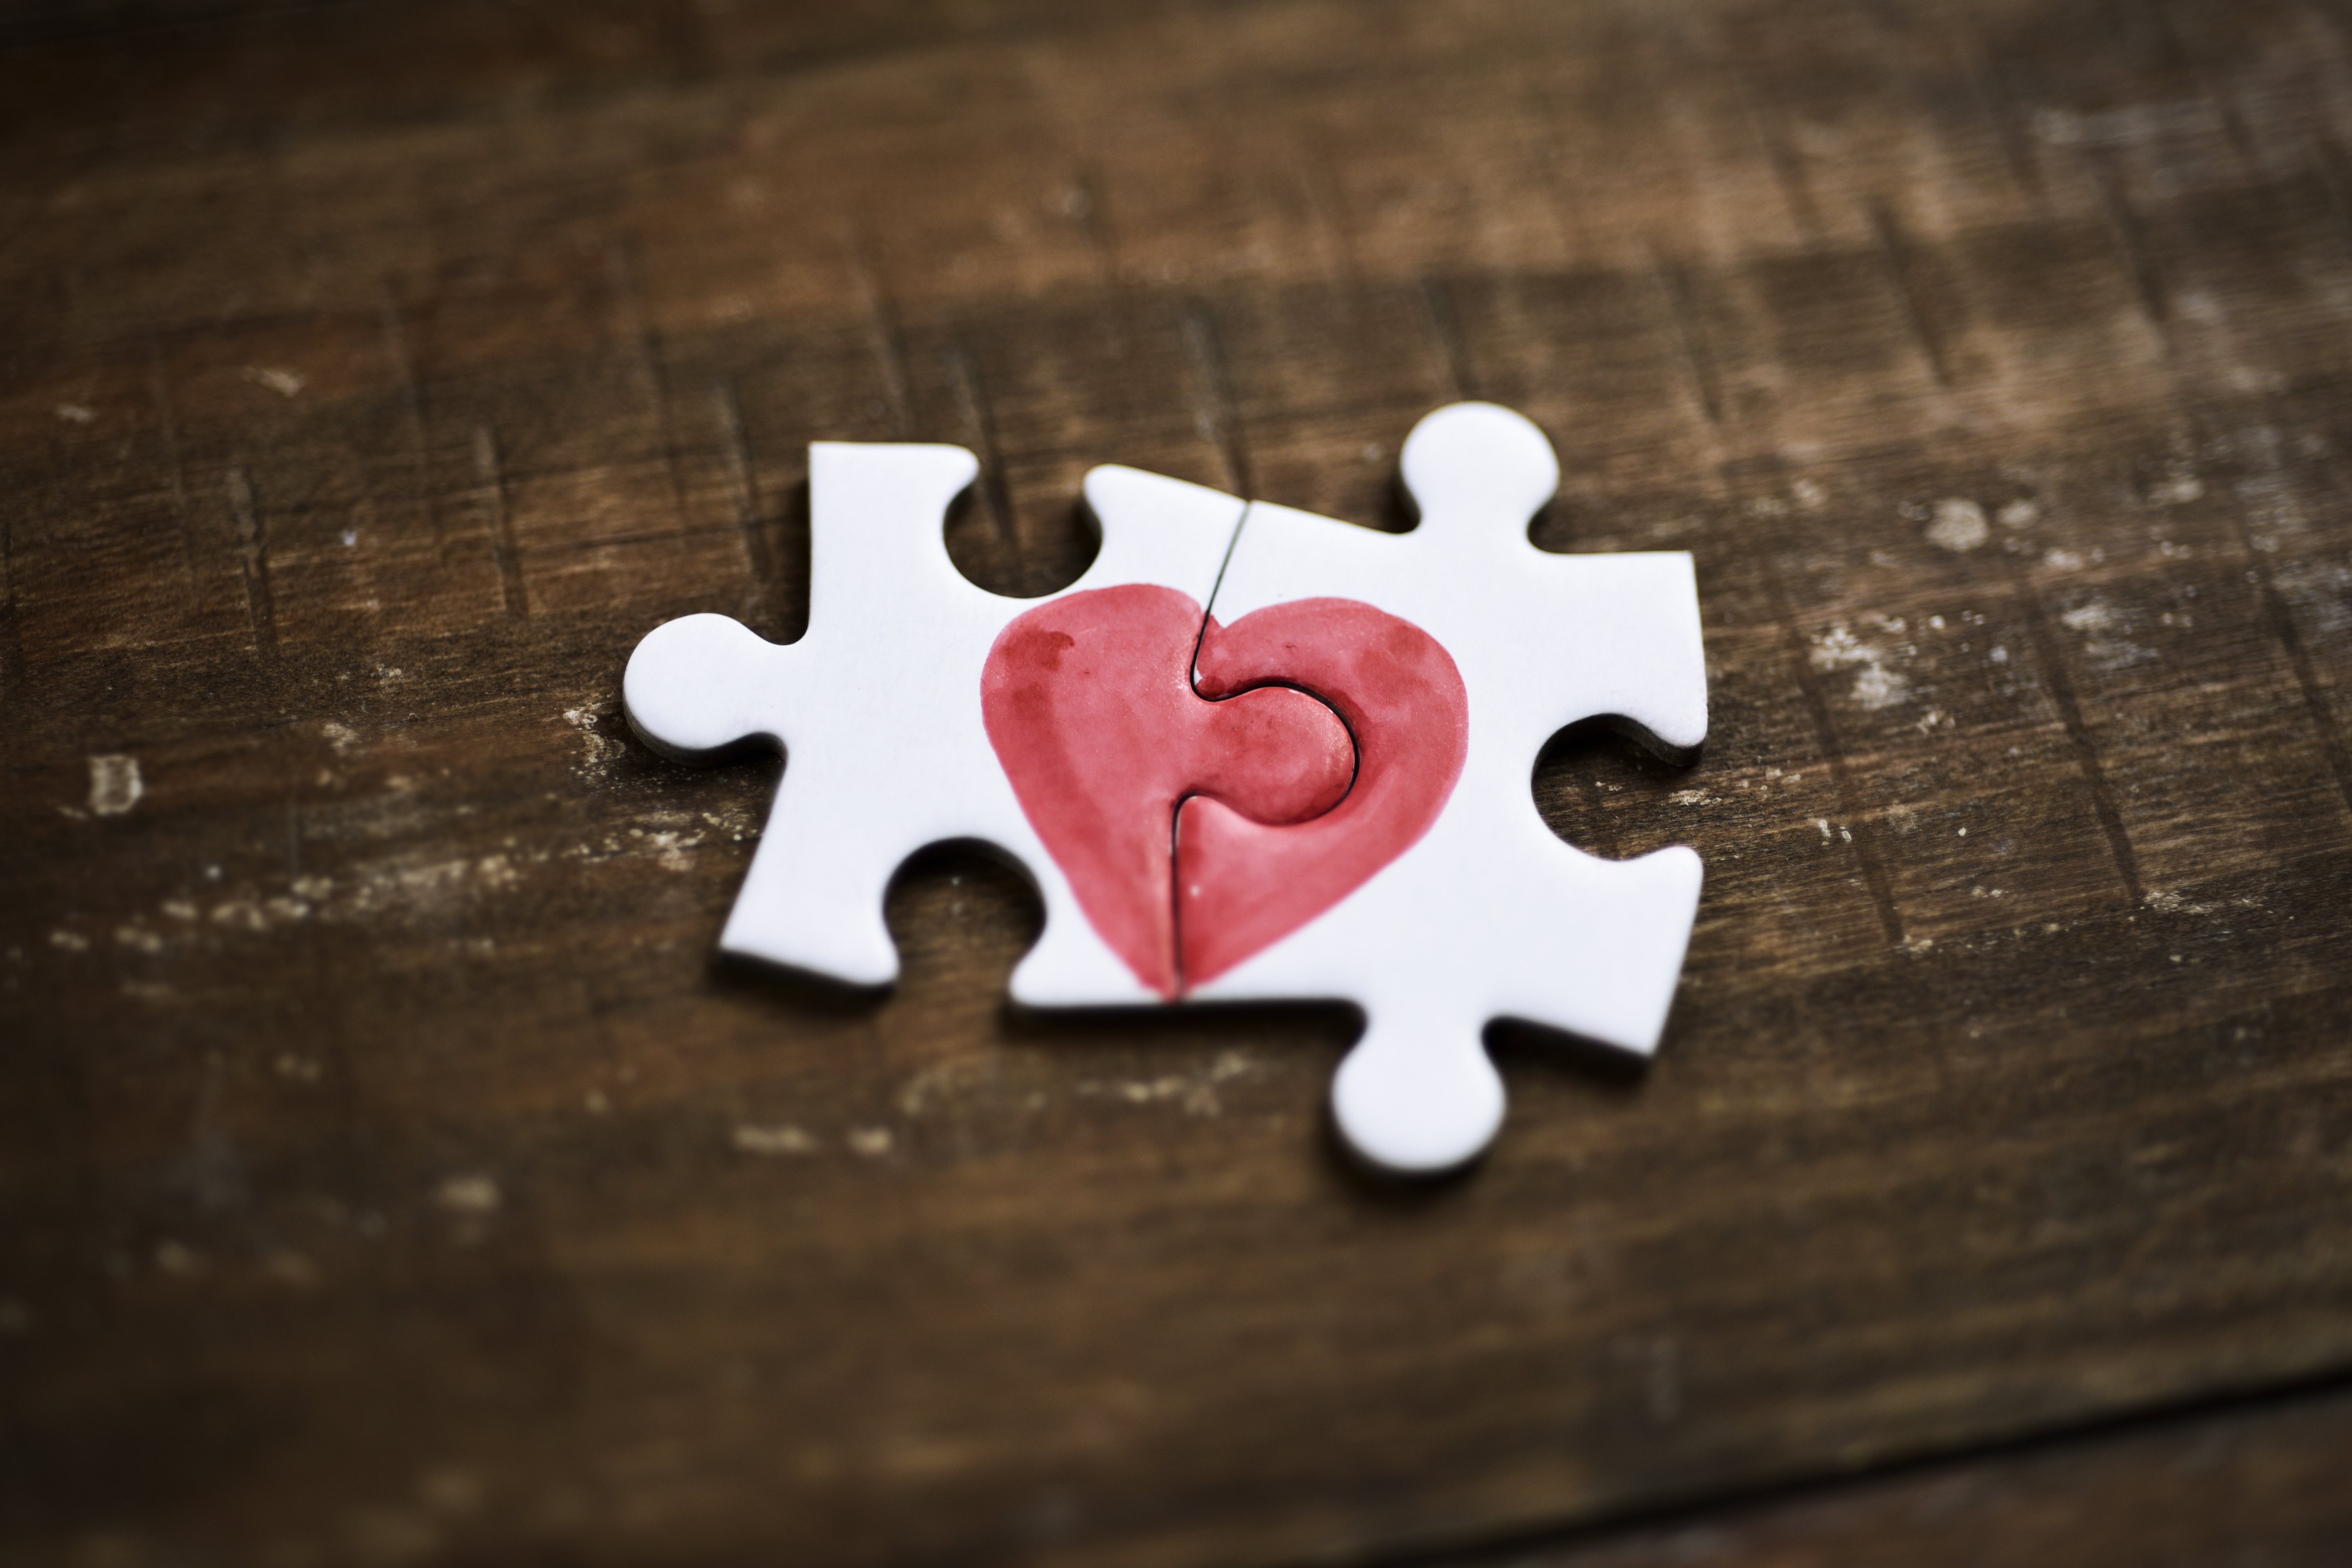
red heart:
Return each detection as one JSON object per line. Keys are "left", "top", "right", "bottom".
{"left": 982, "top": 585, "right": 1466, "bottom": 995}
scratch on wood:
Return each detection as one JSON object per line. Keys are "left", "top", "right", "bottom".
{"left": 606, "top": 243, "right": 662, "bottom": 404}
{"left": 2091, "top": 159, "right": 2172, "bottom": 345}
{"left": 1868, "top": 199, "right": 1953, "bottom": 388}
{"left": 147, "top": 343, "right": 202, "bottom": 601}
{"left": 2305, "top": 136, "right": 2352, "bottom": 263}
{"left": 2233, "top": 516, "right": 2352, "bottom": 825}
{"left": 1755, "top": 527, "right": 1908, "bottom": 949}
{"left": 2125, "top": 0, "right": 2259, "bottom": 172}
{"left": 1066, "top": 166, "right": 1138, "bottom": 363}
{"left": 1517, "top": 71, "right": 1596, "bottom": 266}
{"left": 1180, "top": 298, "right": 1254, "bottom": 498}
{"left": 711, "top": 380, "right": 773, "bottom": 593}
{"left": 1650, "top": 251, "right": 1725, "bottom": 429}
{"left": 1955, "top": 6, "right": 2047, "bottom": 205}
{"left": 1418, "top": 276, "right": 1479, "bottom": 404}
{"left": 608, "top": 243, "right": 693, "bottom": 548}
{"left": 0, "top": 504, "right": 19, "bottom": 694}
{"left": 377, "top": 285, "right": 444, "bottom": 555}
{"left": 1738, "top": 72, "right": 1823, "bottom": 243}
{"left": 1067, "top": 165, "right": 1122, "bottom": 296}
{"left": 225, "top": 467, "right": 278, "bottom": 655}
{"left": 846, "top": 223, "right": 915, "bottom": 439}
{"left": 1292, "top": 149, "right": 1364, "bottom": 294}
{"left": 1577, "top": 770, "right": 1622, "bottom": 859}
{"left": 471, "top": 423, "right": 527, "bottom": 618}
{"left": 945, "top": 344, "right": 1016, "bottom": 549}
{"left": 2006, "top": 571, "right": 2146, "bottom": 904}
{"left": 2302, "top": 0, "right": 2352, "bottom": 118}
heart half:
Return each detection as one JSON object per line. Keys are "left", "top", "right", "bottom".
{"left": 982, "top": 585, "right": 1466, "bottom": 995}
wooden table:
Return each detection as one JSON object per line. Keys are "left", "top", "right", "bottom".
{"left": 5, "top": 1, "right": 2352, "bottom": 1562}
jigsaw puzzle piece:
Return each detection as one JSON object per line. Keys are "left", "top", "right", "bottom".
{"left": 625, "top": 443, "right": 1253, "bottom": 1005}
{"left": 1188, "top": 402, "right": 1709, "bottom": 1171}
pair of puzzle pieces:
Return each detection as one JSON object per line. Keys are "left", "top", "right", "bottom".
{"left": 623, "top": 403, "right": 1707, "bottom": 1173}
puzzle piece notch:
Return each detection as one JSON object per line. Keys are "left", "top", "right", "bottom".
{"left": 1190, "top": 401, "right": 1709, "bottom": 1174}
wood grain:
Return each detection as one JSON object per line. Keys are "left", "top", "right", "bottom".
{"left": 3, "top": 1, "right": 2351, "bottom": 1564}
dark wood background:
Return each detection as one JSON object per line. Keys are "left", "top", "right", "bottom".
{"left": 6, "top": 0, "right": 2352, "bottom": 1563}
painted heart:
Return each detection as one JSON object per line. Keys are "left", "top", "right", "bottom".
{"left": 982, "top": 585, "right": 1466, "bottom": 995}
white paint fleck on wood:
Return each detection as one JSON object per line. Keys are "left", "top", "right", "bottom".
{"left": 88, "top": 754, "right": 142, "bottom": 816}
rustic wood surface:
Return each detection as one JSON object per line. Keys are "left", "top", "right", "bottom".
{"left": 4, "top": 0, "right": 2352, "bottom": 1564}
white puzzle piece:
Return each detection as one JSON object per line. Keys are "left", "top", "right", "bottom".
{"left": 626, "top": 443, "right": 1273, "bottom": 1006}
{"left": 1187, "top": 403, "right": 1708, "bottom": 1174}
